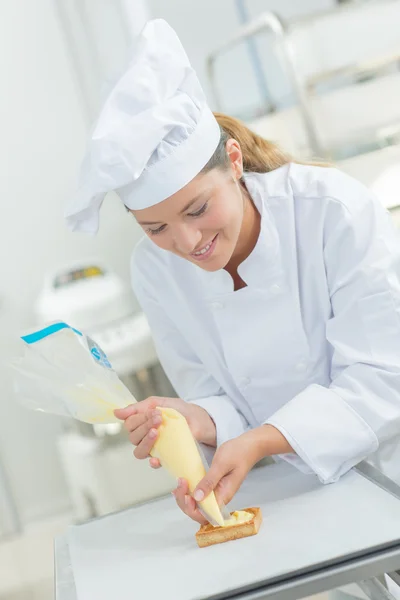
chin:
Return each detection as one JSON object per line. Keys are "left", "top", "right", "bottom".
{"left": 192, "top": 252, "right": 232, "bottom": 272}
{"left": 196, "top": 262, "right": 223, "bottom": 272}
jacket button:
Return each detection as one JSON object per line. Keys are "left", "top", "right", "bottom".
{"left": 210, "top": 301, "right": 224, "bottom": 310}
{"left": 295, "top": 361, "right": 307, "bottom": 372}
{"left": 270, "top": 284, "right": 281, "bottom": 294}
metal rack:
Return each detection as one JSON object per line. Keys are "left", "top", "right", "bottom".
{"left": 207, "top": 0, "right": 400, "bottom": 160}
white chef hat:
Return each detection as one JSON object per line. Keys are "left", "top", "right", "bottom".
{"left": 65, "top": 19, "right": 221, "bottom": 234}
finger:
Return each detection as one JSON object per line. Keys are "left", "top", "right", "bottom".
{"left": 173, "top": 478, "right": 188, "bottom": 513}
{"left": 124, "top": 412, "right": 147, "bottom": 433}
{"left": 114, "top": 404, "right": 137, "bottom": 420}
{"left": 193, "top": 457, "right": 230, "bottom": 504}
{"left": 128, "top": 411, "right": 162, "bottom": 445}
{"left": 184, "top": 495, "right": 208, "bottom": 525}
{"left": 134, "top": 428, "right": 159, "bottom": 459}
{"left": 116, "top": 398, "right": 162, "bottom": 421}
{"left": 125, "top": 407, "right": 161, "bottom": 433}
{"left": 215, "top": 468, "right": 247, "bottom": 506}
{"left": 173, "top": 480, "right": 207, "bottom": 525}
{"left": 149, "top": 457, "right": 161, "bottom": 469}
{"left": 134, "top": 397, "right": 163, "bottom": 414}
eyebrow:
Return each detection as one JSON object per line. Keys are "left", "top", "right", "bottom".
{"left": 136, "top": 193, "right": 209, "bottom": 226}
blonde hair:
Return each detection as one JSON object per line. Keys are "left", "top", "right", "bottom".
{"left": 202, "top": 112, "right": 327, "bottom": 175}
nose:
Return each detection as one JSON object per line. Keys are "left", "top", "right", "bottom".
{"left": 172, "top": 224, "right": 201, "bottom": 255}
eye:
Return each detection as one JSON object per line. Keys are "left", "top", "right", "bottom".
{"left": 188, "top": 202, "right": 208, "bottom": 218}
{"left": 147, "top": 224, "right": 167, "bottom": 236}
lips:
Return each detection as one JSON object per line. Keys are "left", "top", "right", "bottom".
{"left": 190, "top": 234, "right": 218, "bottom": 261}
{"left": 192, "top": 240, "right": 213, "bottom": 256}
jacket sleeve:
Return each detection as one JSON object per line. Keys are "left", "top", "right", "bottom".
{"left": 266, "top": 183, "right": 400, "bottom": 483}
{"left": 131, "top": 257, "right": 250, "bottom": 446}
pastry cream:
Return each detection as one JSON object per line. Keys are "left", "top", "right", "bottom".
{"left": 223, "top": 510, "right": 253, "bottom": 528}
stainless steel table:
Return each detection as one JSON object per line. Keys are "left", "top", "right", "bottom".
{"left": 55, "top": 462, "right": 400, "bottom": 600}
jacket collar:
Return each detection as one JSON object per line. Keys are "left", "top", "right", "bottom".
{"left": 199, "top": 171, "right": 284, "bottom": 297}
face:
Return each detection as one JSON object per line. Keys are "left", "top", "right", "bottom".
{"left": 132, "top": 140, "right": 245, "bottom": 272}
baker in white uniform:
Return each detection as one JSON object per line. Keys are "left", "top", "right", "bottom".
{"left": 66, "top": 19, "right": 400, "bottom": 526}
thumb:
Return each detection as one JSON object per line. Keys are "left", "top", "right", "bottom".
{"left": 215, "top": 468, "right": 245, "bottom": 506}
{"left": 114, "top": 404, "right": 137, "bottom": 420}
{"left": 193, "top": 456, "right": 228, "bottom": 503}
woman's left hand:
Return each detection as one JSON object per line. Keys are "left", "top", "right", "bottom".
{"left": 173, "top": 425, "right": 292, "bottom": 523}
{"left": 172, "top": 430, "right": 264, "bottom": 525}
{"left": 192, "top": 428, "right": 269, "bottom": 509}
{"left": 173, "top": 425, "right": 293, "bottom": 524}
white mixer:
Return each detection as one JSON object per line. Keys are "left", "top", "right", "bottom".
{"left": 35, "top": 261, "right": 158, "bottom": 378}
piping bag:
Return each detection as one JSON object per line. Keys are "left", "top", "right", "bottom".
{"left": 151, "top": 406, "right": 228, "bottom": 526}
{"left": 9, "top": 321, "right": 227, "bottom": 526}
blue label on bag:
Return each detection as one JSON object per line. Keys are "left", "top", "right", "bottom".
{"left": 21, "top": 321, "right": 113, "bottom": 370}
{"left": 21, "top": 322, "right": 82, "bottom": 344}
{"left": 87, "top": 337, "right": 112, "bottom": 369}
{"left": 90, "top": 347, "right": 101, "bottom": 361}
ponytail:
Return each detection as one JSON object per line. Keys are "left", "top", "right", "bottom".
{"left": 217, "top": 112, "right": 292, "bottom": 172}
{"left": 203, "top": 112, "right": 327, "bottom": 175}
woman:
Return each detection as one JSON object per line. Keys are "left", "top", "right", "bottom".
{"left": 66, "top": 19, "right": 400, "bottom": 527}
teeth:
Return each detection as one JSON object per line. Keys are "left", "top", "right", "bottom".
{"left": 194, "top": 242, "right": 212, "bottom": 256}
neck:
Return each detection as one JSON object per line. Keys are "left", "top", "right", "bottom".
{"left": 225, "top": 181, "right": 261, "bottom": 280}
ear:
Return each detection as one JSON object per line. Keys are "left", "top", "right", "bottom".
{"left": 225, "top": 138, "right": 243, "bottom": 180}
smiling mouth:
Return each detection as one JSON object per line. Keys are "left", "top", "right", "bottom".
{"left": 190, "top": 234, "right": 218, "bottom": 260}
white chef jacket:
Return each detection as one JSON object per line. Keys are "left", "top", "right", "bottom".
{"left": 131, "top": 163, "right": 400, "bottom": 484}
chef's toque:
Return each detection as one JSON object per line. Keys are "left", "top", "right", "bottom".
{"left": 65, "top": 19, "right": 220, "bottom": 234}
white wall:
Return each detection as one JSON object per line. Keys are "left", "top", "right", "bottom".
{"left": 0, "top": 0, "right": 147, "bottom": 528}
{"left": 147, "top": 0, "right": 335, "bottom": 116}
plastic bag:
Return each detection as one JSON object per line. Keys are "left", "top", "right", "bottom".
{"left": 11, "top": 320, "right": 227, "bottom": 526}
{"left": 10, "top": 321, "right": 134, "bottom": 424}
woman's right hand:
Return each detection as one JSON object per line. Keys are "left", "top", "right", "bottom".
{"left": 114, "top": 397, "right": 216, "bottom": 468}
